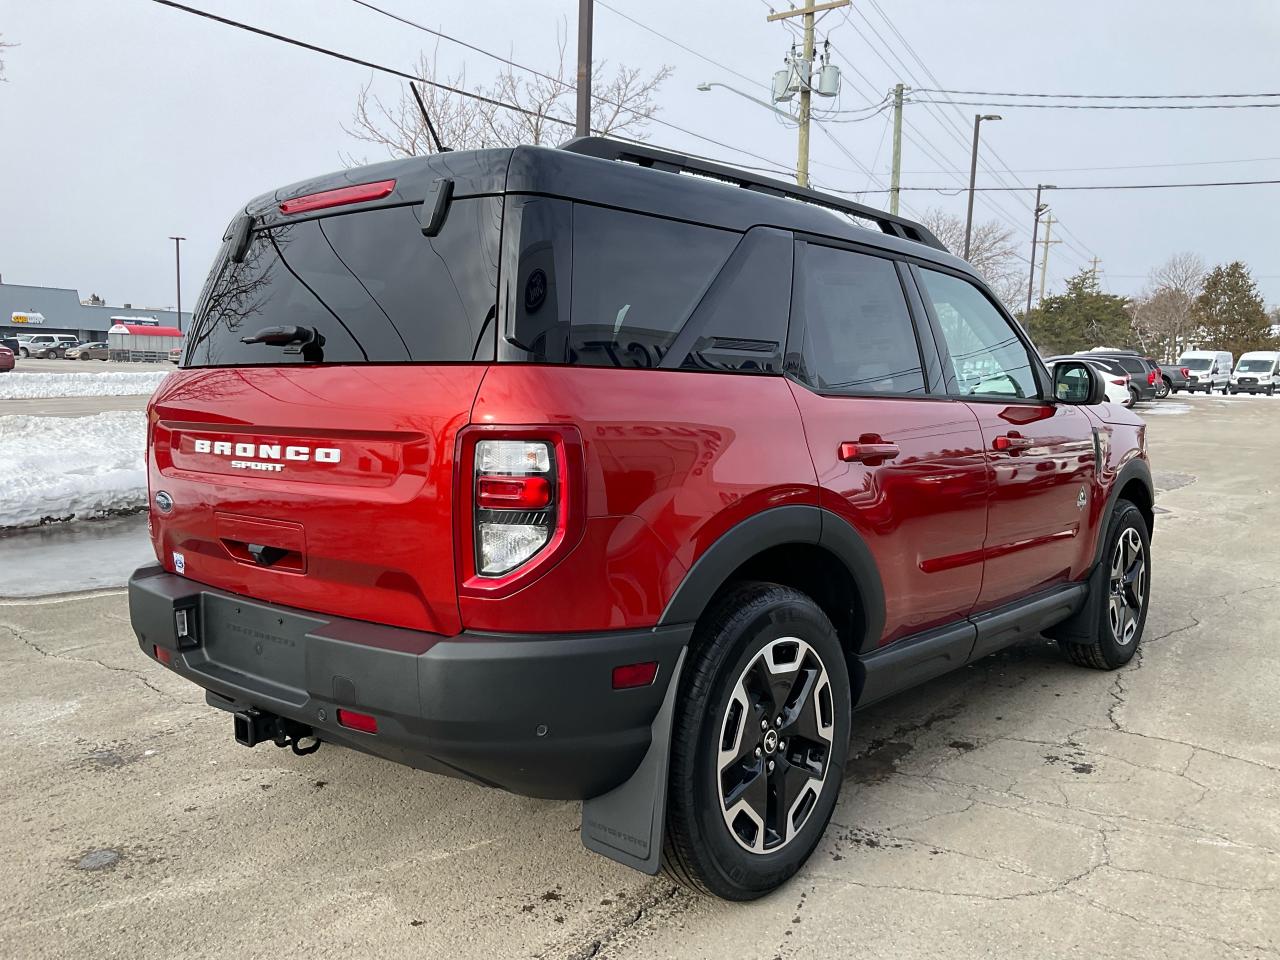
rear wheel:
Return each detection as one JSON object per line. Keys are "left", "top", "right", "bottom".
{"left": 662, "top": 582, "right": 851, "bottom": 900}
{"left": 80, "top": 353, "right": 90, "bottom": 361}
{"left": 1155, "top": 377, "right": 1171, "bottom": 399}
{"left": 1060, "top": 500, "right": 1150, "bottom": 670}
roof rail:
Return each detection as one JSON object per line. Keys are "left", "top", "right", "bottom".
{"left": 559, "top": 136, "right": 949, "bottom": 253}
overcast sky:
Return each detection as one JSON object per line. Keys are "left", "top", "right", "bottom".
{"left": 2, "top": 0, "right": 1278, "bottom": 311}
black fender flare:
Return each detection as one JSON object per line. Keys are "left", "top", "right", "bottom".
{"left": 657, "top": 504, "right": 886, "bottom": 654}
{"left": 1095, "top": 457, "right": 1154, "bottom": 565}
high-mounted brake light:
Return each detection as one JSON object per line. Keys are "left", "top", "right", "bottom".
{"left": 278, "top": 179, "right": 396, "bottom": 215}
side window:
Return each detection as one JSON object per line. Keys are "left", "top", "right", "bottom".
{"left": 916, "top": 268, "right": 1040, "bottom": 400}
{"left": 673, "top": 227, "right": 792, "bottom": 375}
{"left": 568, "top": 205, "right": 738, "bottom": 368}
{"left": 792, "top": 243, "right": 925, "bottom": 396}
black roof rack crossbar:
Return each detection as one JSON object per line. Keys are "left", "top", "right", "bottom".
{"left": 559, "top": 137, "right": 949, "bottom": 253}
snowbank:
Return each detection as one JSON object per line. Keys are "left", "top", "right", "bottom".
{"left": 0, "top": 370, "right": 170, "bottom": 400}
{"left": 0, "top": 412, "right": 148, "bottom": 528}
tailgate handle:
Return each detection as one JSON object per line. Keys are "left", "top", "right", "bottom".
{"left": 247, "top": 543, "right": 291, "bottom": 568}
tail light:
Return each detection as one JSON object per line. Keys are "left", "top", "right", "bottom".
{"left": 457, "top": 427, "right": 585, "bottom": 595}
{"left": 473, "top": 440, "right": 557, "bottom": 576}
{"left": 1147, "top": 370, "right": 1158, "bottom": 386}
{"left": 1181, "top": 367, "right": 1190, "bottom": 378}
{"left": 1111, "top": 378, "right": 1126, "bottom": 386}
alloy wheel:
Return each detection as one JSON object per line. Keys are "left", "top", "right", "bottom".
{"left": 1108, "top": 528, "right": 1146, "bottom": 646}
{"left": 716, "top": 636, "right": 834, "bottom": 854}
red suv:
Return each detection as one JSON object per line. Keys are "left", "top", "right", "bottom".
{"left": 131, "top": 139, "right": 1153, "bottom": 900}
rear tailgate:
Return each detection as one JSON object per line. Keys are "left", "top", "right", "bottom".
{"left": 150, "top": 153, "right": 508, "bottom": 635}
{"left": 149, "top": 366, "right": 486, "bottom": 634}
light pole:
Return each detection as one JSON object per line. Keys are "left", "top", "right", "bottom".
{"left": 963, "top": 113, "right": 1001, "bottom": 260}
{"left": 575, "top": 0, "right": 593, "bottom": 137}
{"left": 1025, "top": 185, "right": 1055, "bottom": 316}
{"left": 696, "top": 82, "right": 800, "bottom": 123}
{"left": 168, "top": 236, "right": 186, "bottom": 332}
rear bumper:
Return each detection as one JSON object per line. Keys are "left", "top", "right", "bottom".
{"left": 129, "top": 565, "right": 690, "bottom": 800}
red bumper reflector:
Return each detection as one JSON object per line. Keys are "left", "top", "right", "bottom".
{"left": 337, "top": 708, "right": 378, "bottom": 734}
{"left": 612, "top": 661, "right": 659, "bottom": 690}
{"left": 154, "top": 645, "right": 172, "bottom": 666}
{"left": 279, "top": 179, "right": 396, "bottom": 215}
{"left": 476, "top": 475, "right": 552, "bottom": 510}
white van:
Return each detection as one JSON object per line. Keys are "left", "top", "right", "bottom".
{"left": 1178, "top": 350, "right": 1233, "bottom": 394}
{"left": 1230, "top": 350, "right": 1280, "bottom": 395}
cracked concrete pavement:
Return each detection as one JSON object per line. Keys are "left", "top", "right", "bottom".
{"left": 1, "top": 393, "right": 1277, "bottom": 959}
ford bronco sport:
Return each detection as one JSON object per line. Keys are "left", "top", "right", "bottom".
{"left": 130, "top": 138, "right": 1153, "bottom": 900}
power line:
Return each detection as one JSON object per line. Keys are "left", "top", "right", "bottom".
{"left": 900, "top": 154, "right": 1280, "bottom": 175}
{"left": 596, "top": 0, "right": 768, "bottom": 91}
{"left": 910, "top": 99, "right": 1280, "bottom": 111}
{"left": 914, "top": 87, "right": 1280, "bottom": 100}
{"left": 151, "top": 0, "right": 802, "bottom": 179}
{"left": 856, "top": 178, "right": 1280, "bottom": 194}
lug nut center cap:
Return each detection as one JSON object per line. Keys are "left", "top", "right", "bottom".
{"left": 762, "top": 729, "right": 779, "bottom": 755}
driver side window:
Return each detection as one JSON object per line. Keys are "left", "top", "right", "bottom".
{"left": 916, "top": 268, "right": 1040, "bottom": 400}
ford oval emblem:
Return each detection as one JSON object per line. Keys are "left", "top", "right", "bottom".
{"left": 154, "top": 491, "right": 174, "bottom": 513}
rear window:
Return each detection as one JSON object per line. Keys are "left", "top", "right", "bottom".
{"left": 187, "top": 197, "right": 501, "bottom": 366}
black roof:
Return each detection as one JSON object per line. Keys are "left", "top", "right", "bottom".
{"left": 240, "top": 138, "right": 968, "bottom": 273}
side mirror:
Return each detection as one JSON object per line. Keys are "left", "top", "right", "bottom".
{"left": 1053, "top": 361, "right": 1106, "bottom": 405}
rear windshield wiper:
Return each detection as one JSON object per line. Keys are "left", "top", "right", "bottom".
{"left": 240, "top": 325, "right": 326, "bottom": 361}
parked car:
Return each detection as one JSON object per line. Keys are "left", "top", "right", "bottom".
{"left": 1178, "top": 350, "right": 1233, "bottom": 393}
{"left": 168, "top": 345, "right": 183, "bottom": 364}
{"left": 0, "top": 336, "right": 19, "bottom": 354}
{"left": 1158, "top": 363, "right": 1190, "bottom": 394}
{"left": 1080, "top": 350, "right": 1160, "bottom": 402}
{"left": 130, "top": 138, "right": 1154, "bottom": 901}
{"left": 1047, "top": 356, "right": 1132, "bottom": 406}
{"left": 65, "top": 341, "right": 109, "bottom": 361}
{"left": 1229, "top": 351, "right": 1280, "bottom": 395}
{"left": 0, "top": 345, "right": 13, "bottom": 373}
{"left": 19, "top": 334, "right": 79, "bottom": 358}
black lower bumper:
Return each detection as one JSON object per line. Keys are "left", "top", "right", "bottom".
{"left": 128, "top": 566, "right": 690, "bottom": 800}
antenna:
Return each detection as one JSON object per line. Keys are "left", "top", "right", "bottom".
{"left": 409, "top": 81, "right": 450, "bottom": 153}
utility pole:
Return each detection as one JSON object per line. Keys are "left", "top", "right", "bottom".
{"left": 963, "top": 113, "right": 1001, "bottom": 260}
{"left": 767, "top": 0, "right": 849, "bottom": 188}
{"left": 1089, "top": 257, "right": 1102, "bottom": 282}
{"left": 889, "top": 83, "right": 905, "bottom": 215}
{"left": 168, "top": 236, "right": 185, "bottom": 333}
{"left": 1038, "top": 214, "right": 1061, "bottom": 303}
{"left": 1025, "top": 184, "right": 1054, "bottom": 316}
{"left": 575, "top": 0, "right": 593, "bottom": 138}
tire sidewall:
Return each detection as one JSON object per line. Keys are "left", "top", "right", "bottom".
{"left": 683, "top": 590, "right": 850, "bottom": 898}
{"left": 1093, "top": 502, "right": 1151, "bottom": 666}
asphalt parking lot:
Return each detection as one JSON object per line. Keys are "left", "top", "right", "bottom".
{"left": 1, "top": 394, "right": 1277, "bottom": 960}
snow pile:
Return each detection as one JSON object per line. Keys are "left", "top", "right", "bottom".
{"left": 0, "top": 370, "right": 170, "bottom": 400}
{"left": 0, "top": 412, "right": 148, "bottom": 528}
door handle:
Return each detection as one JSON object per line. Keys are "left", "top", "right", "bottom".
{"left": 839, "top": 441, "right": 900, "bottom": 463}
{"left": 993, "top": 432, "right": 1034, "bottom": 453}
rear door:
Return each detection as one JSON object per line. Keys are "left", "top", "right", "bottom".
{"left": 151, "top": 191, "right": 504, "bottom": 636}
{"left": 912, "top": 266, "right": 1096, "bottom": 611}
{"left": 786, "top": 242, "right": 989, "bottom": 646}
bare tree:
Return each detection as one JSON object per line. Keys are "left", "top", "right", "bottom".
{"left": 0, "top": 34, "right": 16, "bottom": 81}
{"left": 346, "top": 25, "right": 671, "bottom": 160}
{"left": 1130, "top": 252, "right": 1205, "bottom": 360}
{"left": 921, "top": 209, "right": 1025, "bottom": 309}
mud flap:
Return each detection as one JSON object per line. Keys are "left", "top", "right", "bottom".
{"left": 580, "top": 648, "right": 686, "bottom": 874}
{"left": 1045, "top": 560, "right": 1105, "bottom": 645}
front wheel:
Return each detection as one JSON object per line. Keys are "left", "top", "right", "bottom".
{"left": 80, "top": 353, "right": 90, "bottom": 361}
{"left": 1061, "top": 501, "right": 1150, "bottom": 670}
{"left": 18, "top": 348, "right": 28, "bottom": 358}
{"left": 662, "top": 582, "right": 851, "bottom": 900}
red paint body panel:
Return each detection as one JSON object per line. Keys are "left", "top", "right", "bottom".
{"left": 964, "top": 401, "right": 1098, "bottom": 609}
{"left": 787, "top": 385, "right": 990, "bottom": 644}
{"left": 147, "top": 365, "right": 488, "bottom": 635}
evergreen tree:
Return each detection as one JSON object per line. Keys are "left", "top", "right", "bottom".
{"left": 1193, "top": 262, "right": 1275, "bottom": 356}
{"left": 1024, "top": 270, "right": 1132, "bottom": 356}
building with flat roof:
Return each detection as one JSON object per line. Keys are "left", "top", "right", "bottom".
{"left": 0, "top": 282, "right": 191, "bottom": 341}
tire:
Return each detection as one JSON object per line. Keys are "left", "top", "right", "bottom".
{"left": 80, "top": 353, "right": 90, "bottom": 361}
{"left": 1127, "top": 387, "right": 1139, "bottom": 408}
{"left": 18, "top": 348, "right": 28, "bottom": 358}
{"left": 662, "top": 581, "right": 851, "bottom": 900}
{"left": 1155, "top": 378, "right": 1171, "bottom": 399}
{"left": 1060, "top": 501, "right": 1150, "bottom": 671}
